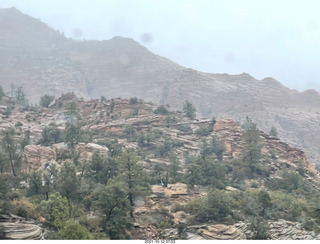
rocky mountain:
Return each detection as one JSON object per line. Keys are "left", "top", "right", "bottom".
{"left": 0, "top": 7, "right": 320, "bottom": 168}
{"left": 0, "top": 92, "right": 319, "bottom": 240}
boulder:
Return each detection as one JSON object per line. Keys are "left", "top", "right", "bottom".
{"left": 76, "top": 143, "right": 109, "bottom": 162}
{"left": 20, "top": 145, "right": 56, "bottom": 174}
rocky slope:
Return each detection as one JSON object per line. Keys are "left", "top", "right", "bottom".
{"left": 1, "top": 7, "right": 320, "bottom": 166}
{"left": 0, "top": 93, "right": 320, "bottom": 239}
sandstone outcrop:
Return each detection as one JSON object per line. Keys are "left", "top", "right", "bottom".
{"left": 76, "top": 143, "right": 109, "bottom": 163}
{"left": 20, "top": 145, "right": 56, "bottom": 174}
{"left": 0, "top": 214, "right": 42, "bottom": 240}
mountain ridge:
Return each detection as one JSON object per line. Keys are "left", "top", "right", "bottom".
{"left": 0, "top": 7, "right": 320, "bottom": 166}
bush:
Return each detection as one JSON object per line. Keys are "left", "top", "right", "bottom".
{"left": 0, "top": 86, "right": 5, "bottom": 100}
{"left": 195, "top": 126, "right": 213, "bottom": 137}
{"left": 11, "top": 197, "right": 38, "bottom": 219}
{"left": 185, "top": 189, "right": 232, "bottom": 223}
{"left": 248, "top": 216, "right": 270, "bottom": 240}
{"left": 57, "top": 220, "right": 93, "bottom": 240}
{"left": 40, "top": 95, "right": 55, "bottom": 108}
{"left": 129, "top": 97, "right": 138, "bottom": 105}
{"left": 183, "top": 100, "right": 196, "bottom": 119}
{"left": 178, "top": 124, "right": 192, "bottom": 134}
{"left": 153, "top": 105, "right": 169, "bottom": 115}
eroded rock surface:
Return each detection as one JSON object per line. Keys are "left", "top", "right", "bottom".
{"left": 0, "top": 214, "right": 42, "bottom": 240}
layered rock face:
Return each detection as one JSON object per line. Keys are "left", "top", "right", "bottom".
{"left": 0, "top": 214, "right": 42, "bottom": 240}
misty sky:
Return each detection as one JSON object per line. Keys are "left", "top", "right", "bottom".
{"left": 1, "top": 0, "right": 320, "bottom": 92}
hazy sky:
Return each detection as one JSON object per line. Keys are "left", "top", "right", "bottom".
{"left": 1, "top": 0, "right": 320, "bottom": 92}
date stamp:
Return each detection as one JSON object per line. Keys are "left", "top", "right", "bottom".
{"left": 145, "top": 240, "right": 175, "bottom": 244}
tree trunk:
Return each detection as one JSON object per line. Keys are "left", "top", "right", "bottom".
{"left": 9, "top": 156, "right": 16, "bottom": 177}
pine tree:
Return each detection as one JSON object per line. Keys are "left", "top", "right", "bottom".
{"left": 1, "top": 129, "right": 18, "bottom": 176}
{"left": 117, "top": 150, "right": 150, "bottom": 207}
{"left": 183, "top": 100, "right": 196, "bottom": 119}
{"left": 93, "top": 179, "right": 133, "bottom": 239}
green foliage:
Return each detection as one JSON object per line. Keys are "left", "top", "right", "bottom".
{"left": 0, "top": 150, "right": 9, "bottom": 175}
{"left": 64, "top": 102, "right": 80, "bottom": 124}
{"left": 109, "top": 99, "right": 115, "bottom": 113}
{"left": 100, "top": 96, "right": 107, "bottom": 103}
{"left": 153, "top": 105, "right": 169, "bottom": 115}
{"left": 40, "top": 192, "right": 69, "bottom": 229}
{"left": 123, "top": 125, "right": 134, "bottom": 137}
{"left": 269, "top": 191, "right": 305, "bottom": 221}
{"left": 153, "top": 207, "right": 174, "bottom": 229}
{"left": 118, "top": 150, "right": 150, "bottom": 206}
{"left": 1, "top": 128, "right": 18, "bottom": 176}
{"left": 57, "top": 220, "right": 93, "bottom": 240}
{"left": 241, "top": 116, "right": 255, "bottom": 131}
{"left": 241, "top": 122, "right": 268, "bottom": 176}
{"left": 20, "top": 130, "right": 31, "bottom": 150}
{"left": 185, "top": 189, "right": 232, "bottom": 223}
{"left": 56, "top": 162, "right": 78, "bottom": 201}
{"left": 248, "top": 216, "right": 270, "bottom": 240}
{"left": 129, "top": 97, "right": 138, "bottom": 105}
{"left": 198, "top": 136, "right": 225, "bottom": 161}
{"left": 184, "top": 153, "right": 227, "bottom": 188}
{"left": 11, "top": 197, "right": 38, "bottom": 219}
{"left": 269, "top": 126, "right": 278, "bottom": 137}
{"left": 257, "top": 190, "right": 273, "bottom": 217}
{"left": 40, "top": 123, "right": 62, "bottom": 146}
{"left": 155, "top": 137, "right": 173, "bottom": 157}
{"left": 93, "top": 179, "right": 133, "bottom": 239}
{"left": 195, "top": 125, "right": 213, "bottom": 137}
{"left": 0, "top": 85, "right": 5, "bottom": 100}
{"left": 63, "top": 123, "right": 82, "bottom": 149}
{"left": 27, "top": 172, "right": 43, "bottom": 195}
{"left": 40, "top": 94, "right": 55, "bottom": 108}
{"left": 97, "top": 139, "right": 122, "bottom": 157}
{"left": 88, "top": 152, "right": 117, "bottom": 185}
{"left": 182, "top": 100, "right": 196, "bottom": 119}
{"left": 267, "top": 169, "right": 308, "bottom": 193}
{"left": 15, "top": 87, "right": 28, "bottom": 106}
{"left": 178, "top": 124, "right": 192, "bottom": 134}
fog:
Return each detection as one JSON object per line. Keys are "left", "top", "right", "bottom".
{"left": 1, "top": 0, "right": 320, "bottom": 92}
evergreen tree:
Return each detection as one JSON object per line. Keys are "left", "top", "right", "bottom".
{"left": 40, "top": 94, "right": 55, "bottom": 108}
{"left": 40, "top": 192, "right": 69, "bottom": 229}
{"left": 88, "top": 152, "right": 117, "bottom": 185}
{"left": 182, "top": 100, "right": 196, "bottom": 119}
{"left": 241, "top": 122, "right": 265, "bottom": 175}
{"left": 56, "top": 162, "right": 79, "bottom": 217}
{"left": 40, "top": 122, "right": 62, "bottom": 146}
{"left": 269, "top": 126, "right": 278, "bottom": 137}
{"left": 93, "top": 179, "right": 133, "bottom": 239}
{"left": 117, "top": 150, "right": 150, "bottom": 207}
{"left": 0, "top": 85, "right": 5, "bottom": 100}
{"left": 64, "top": 123, "right": 82, "bottom": 150}
{"left": 15, "top": 87, "right": 28, "bottom": 106}
{"left": 0, "top": 150, "right": 8, "bottom": 175}
{"left": 1, "top": 129, "right": 18, "bottom": 176}
{"left": 64, "top": 102, "right": 80, "bottom": 124}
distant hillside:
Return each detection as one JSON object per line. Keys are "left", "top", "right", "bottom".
{"left": 0, "top": 7, "right": 320, "bottom": 166}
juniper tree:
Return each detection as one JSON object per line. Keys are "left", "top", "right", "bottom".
{"left": 1, "top": 129, "right": 18, "bottom": 176}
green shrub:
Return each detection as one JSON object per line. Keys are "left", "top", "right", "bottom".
{"left": 195, "top": 126, "right": 213, "bottom": 137}
{"left": 40, "top": 95, "right": 55, "bottom": 108}
{"left": 185, "top": 189, "right": 232, "bottom": 223}
{"left": 129, "top": 97, "right": 138, "bottom": 105}
{"left": 153, "top": 105, "right": 169, "bottom": 115}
